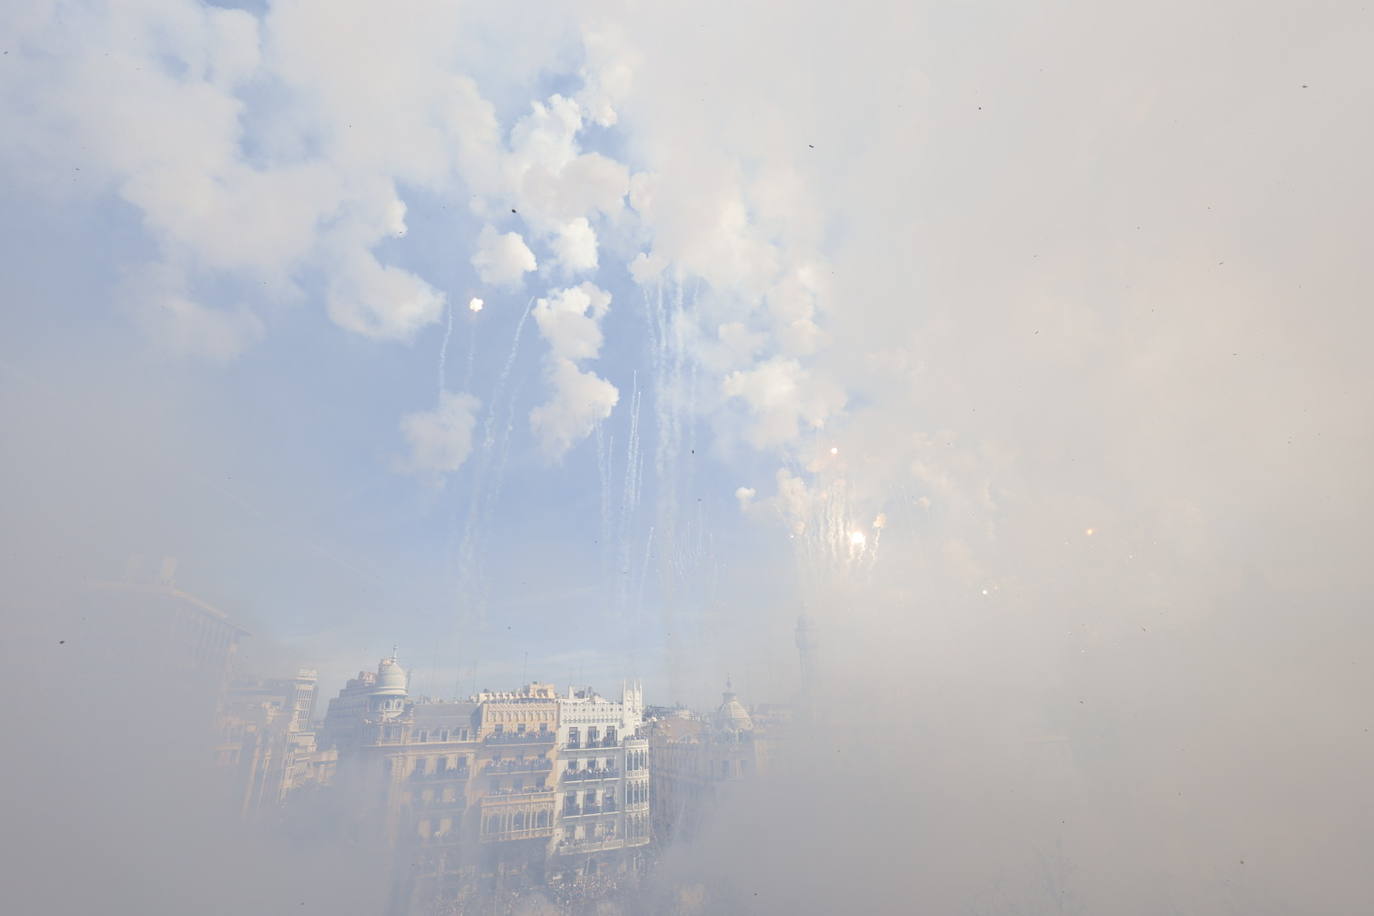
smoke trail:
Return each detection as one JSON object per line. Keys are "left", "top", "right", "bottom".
{"left": 595, "top": 421, "right": 614, "bottom": 560}
{"left": 610, "top": 373, "right": 644, "bottom": 613}
{"left": 636, "top": 525, "right": 655, "bottom": 620}
{"left": 437, "top": 299, "right": 455, "bottom": 398}
{"left": 461, "top": 316, "right": 478, "bottom": 392}
{"left": 620, "top": 371, "right": 643, "bottom": 534}
{"left": 452, "top": 298, "right": 535, "bottom": 628}
{"left": 642, "top": 275, "right": 720, "bottom": 699}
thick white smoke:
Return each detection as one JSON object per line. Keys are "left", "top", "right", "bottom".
{"left": 3, "top": 1, "right": 1373, "bottom": 913}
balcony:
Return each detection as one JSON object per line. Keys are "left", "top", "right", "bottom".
{"left": 411, "top": 768, "right": 470, "bottom": 782}
{"left": 484, "top": 731, "right": 554, "bottom": 745}
{"left": 417, "top": 831, "right": 462, "bottom": 847}
{"left": 561, "top": 767, "right": 619, "bottom": 782}
{"left": 483, "top": 759, "right": 552, "bottom": 775}
{"left": 412, "top": 795, "right": 466, "bottom": 811}
{"left": 562, "top": 802, "right": 616, "bottom": 816}
{"left": 565, "top": 736, "right": 622, "bottom": 749}
{"left": 556, "top": 837, "right": 624, "bottom": 855}
{"left": 484, "top": 784, "right": 551, "bottom": 798}
{"left": 481, "top": 789, "right": 555, "bottom": 808}
{"left": 479, "top": 824, "right": 554, "bottom": 843}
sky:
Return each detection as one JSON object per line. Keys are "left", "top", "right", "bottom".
{"left": 3, "top": 1, "right": 1374, "bottom": 913}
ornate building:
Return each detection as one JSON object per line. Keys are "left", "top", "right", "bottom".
{"left": 647, "top": 680, "right": 774, "bottom": 844}
{"left": 550, "top": 683, "right": 651, "bottom": 880}
{"left": 317, "top": 657, "right": 651, "bottom": 914}
{"left": 216, "top": 668, "right": 332, "bottom": 817}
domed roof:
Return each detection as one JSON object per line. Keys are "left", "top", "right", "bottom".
{"left": 375, "top": 656, "right": 408, "bottom": 696}
{"left": 714, "top": 680, "right": 753, "bottom": 732}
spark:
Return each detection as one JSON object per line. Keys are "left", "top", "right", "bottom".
{"left": 1084, "top": 527, "right": 1095, "bottom": 536}
{"left": 830, "top": 446, "right": 839, "bottom": 455}
{"left": 468, "top": 297, "right": 484, "bottom": 312}
{"left": 849, "top": 530, "right": 867, "bottom": 547}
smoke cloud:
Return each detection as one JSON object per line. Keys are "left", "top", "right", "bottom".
{"left": 2, "top": 0, "right": 1372, "bottom": 914}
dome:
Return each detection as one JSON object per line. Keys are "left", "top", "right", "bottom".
{"left": 375, "top": 656, "right": 408, "bottom": 696}
{"left": 714, "top": 681, "right": 753, "bottom": 732}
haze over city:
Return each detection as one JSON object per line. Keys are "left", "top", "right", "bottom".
{"left": 2, "top": 1, "right": 1372, "bottom": 914}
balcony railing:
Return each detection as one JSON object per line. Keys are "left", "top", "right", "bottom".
{"left": 483, "top": 759, "right": 552, "bottom": 775}
{"left": 562, "top": 802, "right": 616, "bottom": 816}
{"left": 561, "top": 768, "right": 619, "bottom": 782}
{"left": 556, "top": 837, "right": 624, "bottom": 854}
{"left": 564, "top": 736, "right": 622, "bottom": 749}
{"left": 411, "top": 768, "right": 470, "bottom": 782}
{"left": 484, "top": 784, "right": 551, "bottom": 798}
{"left": 484, "top": 731, "right": 554, "bottom": 745}
{"left": 417, "top": 832, "right": 462, "bottom": 847}
{"left": 479, "top": 824, "right": 554, "bottom": 843}
{"left": 480, "top": 790, "right": 555, "bottom": 808}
